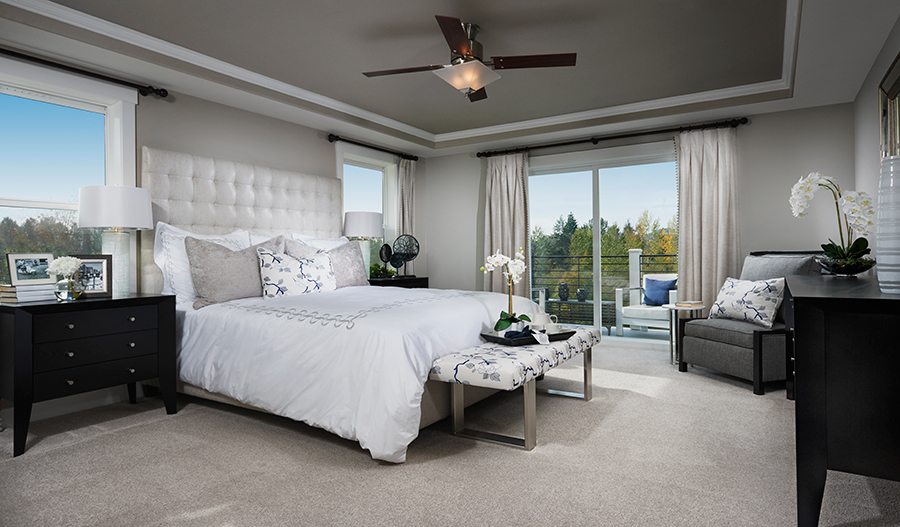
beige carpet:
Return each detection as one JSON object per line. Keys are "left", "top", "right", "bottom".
{"left": 1, "top": 342, "right": 898, "bottom": 527}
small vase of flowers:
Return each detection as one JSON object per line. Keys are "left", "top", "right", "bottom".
{"left": 481, "top": 248, "right": 531, "bottom": 331}
{"left": 790, "top": 172, "right": 876, "bottom": 276}
{"left": 48, "top": 256, "right": 84, "bottom": 301}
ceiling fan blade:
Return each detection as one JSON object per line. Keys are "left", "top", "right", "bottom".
{"left": 467, "top": 87, "right": 487, "bottom": 102}
{"left": 363, "top": 64, "right": 444, "bottom": 77}
{"left": 490, "top": 53, "right": 577, "bottom": 70}
{"left": 435, "top": 15, "right": 472, "bottom": 58}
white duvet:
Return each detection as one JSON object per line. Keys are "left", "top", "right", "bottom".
{"left": 178, "top": 286, "right": 538, "bottom": 462}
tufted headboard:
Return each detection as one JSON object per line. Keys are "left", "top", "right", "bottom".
{"left": 139, "top": 146, "right": 343, "bottom": 294}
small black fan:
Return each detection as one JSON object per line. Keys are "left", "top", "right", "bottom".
{"left": 382, "top": 235, "right": 419, "bottom": 276}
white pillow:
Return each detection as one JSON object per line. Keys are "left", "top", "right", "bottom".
{"left": 291, "top": 233, "right": 349, "bottom": 250}
{"left": 153, "top": 222, "right": 250, "bottom": 303}
{"left": 708, "top": 277, "right": 785, "bottom": 329}
{"left": 248, "top": 231, "right": 280, "bottom": 245}
{"left": 258, "top": 248, "right": 336, "bottom": 298}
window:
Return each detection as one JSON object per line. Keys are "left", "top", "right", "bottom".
{"left": 0, "top": 56, "right": 137, "bottom": 286}
{"left": 528, "top": 142, "right": 678, "bottom": 329}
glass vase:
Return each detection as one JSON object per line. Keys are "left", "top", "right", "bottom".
{"left": 877, "top": 155, "right": 900, "bottom": 293}
{"left": 55, "top": 277, "right": 83, "bottom": 302}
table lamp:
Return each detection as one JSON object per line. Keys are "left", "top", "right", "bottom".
{"left": 344, "top": 211, "right": 383, "bottom": 277}
{"left": 78, "top": 185, "right": 153, "bottom": 297}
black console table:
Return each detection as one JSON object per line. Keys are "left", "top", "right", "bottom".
{"left": 785, "top": 275, "right": 900, "bottom": 526}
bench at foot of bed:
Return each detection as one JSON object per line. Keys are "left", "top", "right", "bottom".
{"left": 429, "top": 326, "right": 601, "bottom": 450}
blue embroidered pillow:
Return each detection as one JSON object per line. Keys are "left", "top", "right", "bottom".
{"left": 643, "top": 278, "right": 677, "bottom": 306}
{"left": 708, "top": 277, "right": 785, "bottom": 328}
{"left": 257, "top": 248, "right": 336, "bottom": 299}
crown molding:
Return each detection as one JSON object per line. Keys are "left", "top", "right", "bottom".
{"left": 2, "top": 0, "right": 800, "bottom": 148}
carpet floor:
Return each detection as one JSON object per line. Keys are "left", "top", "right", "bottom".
{"left": 1, "top": 342, "right": 898, "bottom": 526}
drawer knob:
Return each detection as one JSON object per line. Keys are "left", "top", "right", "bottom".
{"left": 128, "top": 368, "right": 136, "bottom": 374}
{"left": 66, "top": 351, "right": 75, "bottom": 358}
{"left": 67, "top": 323, "right": 75, "bottom": 330}
{"left": 128, "top": 316, "right": 136, "bottom": 322}
{"left": 66, "top": 380, "right": 74, "bottom": 386}
{"left": 129, "top": 342, "right": 136, "bottom": 348}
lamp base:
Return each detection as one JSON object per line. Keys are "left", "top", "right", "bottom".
{"left": 102, "top": 230, "right": 131, "bottom": 297}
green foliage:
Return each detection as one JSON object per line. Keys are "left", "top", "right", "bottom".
{"left": 533, "top": 211, "right": 678, "bottom": 259}
{"left": 0, "top": 212, "right": 101, "bottom": 284}
{"left": 369, "top": 263, "right": 396, "bottom": 278}
{"left": 821, "top": 237, "right": 871, "bottom": 260}
{"left": 493, "top": 311, "right": 531, "bottom": 332}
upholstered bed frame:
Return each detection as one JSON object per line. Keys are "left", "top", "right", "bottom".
{"left": 138, "top": 146, "right": 491, "bottom": 430}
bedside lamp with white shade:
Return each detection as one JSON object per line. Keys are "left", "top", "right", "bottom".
{"left": 344, "top": 211, "right": 383, "bottom": 278}
{"left": 78, "top": 185, "right": 153, "bottom": 297}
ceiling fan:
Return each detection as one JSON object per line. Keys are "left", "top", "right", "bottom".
{"left": 363, "top": 15, "right": 577, "bottom": 102}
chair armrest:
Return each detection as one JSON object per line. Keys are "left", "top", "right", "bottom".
{"left": 668, "top": 288, "right": 677, "bottom": 304}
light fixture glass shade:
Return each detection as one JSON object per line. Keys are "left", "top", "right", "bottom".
{"left": 344, "top": 211, "right": 384, "bottom": 238}
{"left": 78, "top": 186, "right": 153, "bottom": 230}
{"left": 433, "top": 61, "right": 500, "bottom": 91}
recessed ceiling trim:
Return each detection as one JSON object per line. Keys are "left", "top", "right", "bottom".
{"left": 2, "top": 0, "right": 437, "bottom": 142}
{"left": 4, "top": 0, "right": 801, "bottom": 149}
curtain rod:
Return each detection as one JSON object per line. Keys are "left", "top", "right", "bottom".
{"left": 476, "top": 117, "right": 749, "bottom": 158}
{"left": 327, "top": 134, "right": 418, "bottom": 161}
{"left": 0, "top": 46, "right": 168, "bottom": 98}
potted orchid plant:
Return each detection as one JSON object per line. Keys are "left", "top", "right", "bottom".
{"left": 789, "top": 172, "right": 876, "bottom": 275}
{"left": 481, "top": 247, "right": 531, "bottom": 331}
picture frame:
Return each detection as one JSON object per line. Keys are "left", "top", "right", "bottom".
{"left": 71, "top": 254, "right": 112, "bottom": 298}
{"left": 7, "top": 253, "right": 55, "bottom": 286}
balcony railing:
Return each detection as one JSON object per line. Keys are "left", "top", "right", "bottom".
{"left": 530, "top": 253, "right": 677, "bottom": 328}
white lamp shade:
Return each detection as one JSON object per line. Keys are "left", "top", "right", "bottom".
{"left": 344, "top": 211, "right": 383, "bottom": 238}
{"left": 78, "top": 186, "right": 153, "bottom": 230}
{"left": 433, "top": 61, "right": 500, "bottom": 91}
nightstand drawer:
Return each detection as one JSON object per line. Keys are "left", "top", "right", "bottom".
{"left": 33, "top": 330, "right": 158, "bottom": 373}
{"left": 34, "top": 305, "right": 158, "bottom": 343}
{"left": 33, "top": 354, "right": 159, "bottom": 402}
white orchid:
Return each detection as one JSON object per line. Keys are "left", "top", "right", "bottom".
{"left": 789, "top": 172, "right": 875, "bottom": 261}
{"left": 48, "top": 256, "right": 83, "bottom": 279}
{"left": 481, "top": 247, "right": 530, "bottom": 331}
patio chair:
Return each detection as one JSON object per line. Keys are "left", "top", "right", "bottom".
{"left": 615, "top": 273, "right": 677, "bottom": 336}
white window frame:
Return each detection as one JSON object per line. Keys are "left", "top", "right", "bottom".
{"left": 335, "top": 142, "right": 399, "bottom": 242}
{"left": 528, "top": 141, "right": 678, "bottom": 328}
{"left": 0, "top": 55, "right": 138, "bottom": 285}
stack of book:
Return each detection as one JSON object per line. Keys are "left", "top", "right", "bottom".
{"left": 0, "top": 283, "right": 57, "bottom": 303}
{"left": 674, "top": 300, "right": 703, "bottom": 308}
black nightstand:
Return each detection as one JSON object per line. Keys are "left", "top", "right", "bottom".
{"left": 0, "top": 293, "right": 177, "bottom": 456}
{"left": 368, "top": 276, "right": 429, "bottom": 289}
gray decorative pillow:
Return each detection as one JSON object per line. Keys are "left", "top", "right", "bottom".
{"left": 284, "top": 238, "right": 320, "bottom": 260}
{"left": 186, "top": 235, "right": 285, "bottom": 309}
{"left": 328, "top": 241, "right": 370, "bottom": 288}
{"left": 708, "top": 277, "right": 785, "bottom": 328}
{"left": 739, "top": 254, "right": 817, "bottom": 281}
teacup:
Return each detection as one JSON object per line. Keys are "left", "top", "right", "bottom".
{"left": 530, "top": 323, "right": 546, "bottom": 332}
{"left": 544, "top": 322, "right": 561, "bottom": 334}
{"left": 529, "top": 313, "right": 558, "bottom": 326}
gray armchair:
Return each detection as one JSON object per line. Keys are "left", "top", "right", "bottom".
{"left": 678, "top": 251, "right": 821, "bottom": 395}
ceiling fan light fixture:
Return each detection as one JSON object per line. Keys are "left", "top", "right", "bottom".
{"left": 433, "top": 60, "right": 500, "bottom": 92}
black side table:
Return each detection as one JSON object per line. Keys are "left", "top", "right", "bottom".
{"left": 368, "top": 276, "right": 429, "bottom": 289}
{"left": 0, "top": 293, "right": 177, "bottom": 456}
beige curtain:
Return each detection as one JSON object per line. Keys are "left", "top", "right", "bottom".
{"left": 676, "top": 128, "right": 741, "bottom": 312}
{"left": 483, "top": 152, "right": 529, "bottom": 297}
{"left": 398, "top": 158, "right": 416, "bottom": 274}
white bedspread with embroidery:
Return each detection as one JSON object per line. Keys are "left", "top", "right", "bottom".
{"left": 178, "top": 286, "right": 538, "bottom": 463}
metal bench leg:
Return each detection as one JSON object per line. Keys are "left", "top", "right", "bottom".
{"left": 537, "top": 346, "right": 593, "bottom": 401}
{"left": 450, "top": 380, "right": 537, "bottom": 450}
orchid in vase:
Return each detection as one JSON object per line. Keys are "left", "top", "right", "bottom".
{"left": 481, "top": 248, "right": 531, "bottom": 331}
{"left": 789, "top": 172, "right": 876, "bottom": 274}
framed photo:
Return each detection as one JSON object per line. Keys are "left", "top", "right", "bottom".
{"left": 71, "top": 254, "right": 112, "bottom": 298}
{"left": 7, "top": 253, "right": 55, "bottom": 286}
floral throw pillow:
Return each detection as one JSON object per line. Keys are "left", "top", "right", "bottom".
{"left": 257, "top": 248, "right": 336, "bottom": 299}
{"left": 708, "top": 277, "right": 785, "bottom": 328}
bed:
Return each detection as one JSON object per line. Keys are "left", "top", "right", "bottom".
{"left": 138, "top": 146, "right": 537, "bottom": 462}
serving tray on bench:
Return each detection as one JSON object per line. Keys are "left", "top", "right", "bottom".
{"left": 480, "top": 330, "right": 576, "bottom": 347}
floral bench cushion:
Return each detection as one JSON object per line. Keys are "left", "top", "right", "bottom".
{"left": 429, "top": 327, "right": 601, "bottom": 391}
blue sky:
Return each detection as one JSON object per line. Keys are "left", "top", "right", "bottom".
{"left": 0, "top": 93, "right": 105, "bottom": 204}
{"left": 343, "top": 164, "right": 383, "bottom": 213}
{"left": 529, "top": 162, "right": 678, "bottom": 233}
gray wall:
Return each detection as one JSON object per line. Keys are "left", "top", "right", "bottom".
{"left": 136, "top": 91, "right": 336, "bottom": 179}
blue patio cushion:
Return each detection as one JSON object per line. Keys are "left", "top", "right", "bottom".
{"left": 643, "top": 277, "right": 676, "bottom": 306}
{"left": 683, "top": 318, "right": 785, "bottom": 348}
